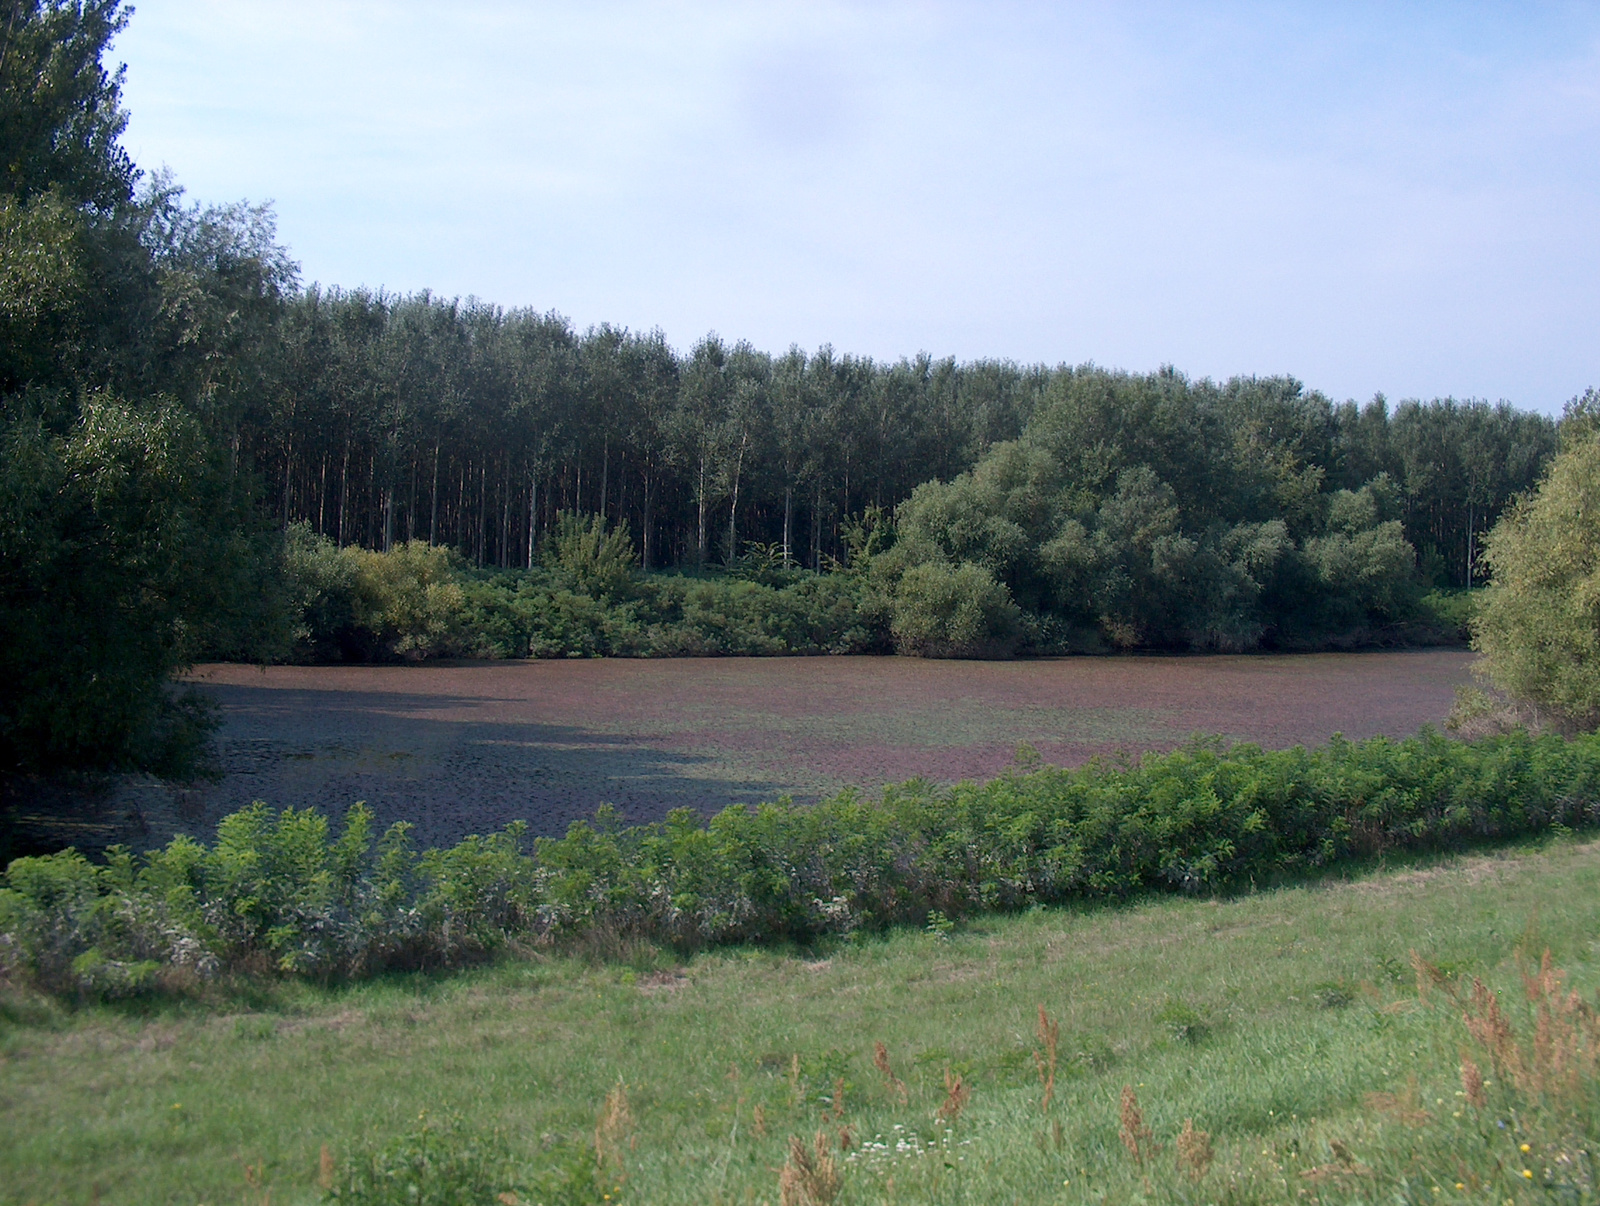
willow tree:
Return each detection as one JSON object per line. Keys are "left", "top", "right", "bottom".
{"left": 1472, "top": 424, "right": 1600, "bottom": 730}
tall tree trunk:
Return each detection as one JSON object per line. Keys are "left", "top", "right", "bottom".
{"left": 500, "top": 458, "right": 510, "bottom": 567}
{"left": 337, "top": 438, "right": 350, "bottom": 548}
{"left": 641, "top": 465, "right": 655, "bottom": 570}
{"left": 456, "top": 462, "right": 466, "bottom": 550}
{"left": 615, "top": 452, "right": 626, "bottom": 532}
{"left": 1465, "top": 498, "right": 1474, "bottom": 587}
{"left": 429, "top": 441, "right": 440, "bottom": 545}
{"left": 534, "top": 470, "right": 547, "bottom": 563}
{"left": 477, "top": 461, "right": 487, "bottom": 566}
{"left": 812, "top": 478, "right": 822, "bottom": 570}
{"left": 407, "top": 458, "right": 417, "bottom": 542}
{"left": 726, "top": 431, "right": 748, "bottom": 565}
{"left": 599, "top": 438, "right": 609, "bottom": 520}
{"left": 281, "top": 435, "right": 293, "bottom": 529}
{"left": 783, "top": 484, "right": 794, "bottom": 567}
{"left": 696, "top": 450, "right": 709, "bottom": 568}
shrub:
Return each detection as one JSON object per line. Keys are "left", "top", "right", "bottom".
{"left": 890, "top": 561, "right": 1021, "bottom": 657}
{"left": 7, "top": 729, "right": 1600, "bottom": 999}
{"left": 347, "top": 542, "right": 472, "bottom": 659}
{"left": 543, "top": 511, "right": 638, "bottom": 601}
{"left": 1474, "top": 433, "right": 1600, "bottom": 730}
{"left": 281, "top": 524, "right": 889, "bottom": 662}
{"left": 283, "top": 528, "right": 472, "bottom": 661}
{"left": 326, "top": 1115, "right": 526, "bottom": 1206}
{"left": 0, "top": 846, "right": 213, "bottom": 998}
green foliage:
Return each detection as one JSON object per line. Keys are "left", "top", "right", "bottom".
{"left": 1473, "top": 434, "right": 1600, "bottom": 730}
{"left": 0, "top": 0, "right": 136, "bottom": 212}
{"left": 544, "top": 511, "right": 638, "bottom": 601}
{"left": 0, "top": 396, "right": 278, "bottom": 774}
{"left": 531, "top": 728, "right": 1600, "bottom": 948}
{"left": 0, "top": 844, "right": 213, "bottom": 998}
{"left": 890, "top": 560, "right": 1021, "bottom": 658}
{"left": 1418, "top": 587, "right": 1477, "bottom": 640}
{"left": 0, "top": 1, "right": 291, "bottom": 775}
{"left": 253, "top": 293, "right": 1558, "bottom": 655}
{"left": 890, "top": 383, "right": 1442, "bottom": 651}
{"left": 327, "top": 1115, "right": 527, "bottom": 1206}
{"left": 281, "top": 525, "right": 887, "bottom": 661}
{"left": 346, "top": 542, "right": 472, "bottom": 660}
{"left": 8, "top": 729, "right": 1600, "bottom": 1000}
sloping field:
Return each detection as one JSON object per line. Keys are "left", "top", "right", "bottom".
{"left": 178, "top": 651, "right": 1474, "bottom": 847}
{"left": 3, "top": 834, "right": 1594, "bottom": 1204}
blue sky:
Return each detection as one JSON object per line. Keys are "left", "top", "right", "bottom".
{"left": 114, "top": 2, "right": 1599, "bottom": 412}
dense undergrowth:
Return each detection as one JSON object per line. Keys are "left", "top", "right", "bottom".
{"left": 279, "top": 515, "right": 1473, "bottom": 664}
{"left": 283, "top": 517, "right": 887, "bottom": 661}
{"left": 3, "top": 728, "right": 1595, "bottom": 1002}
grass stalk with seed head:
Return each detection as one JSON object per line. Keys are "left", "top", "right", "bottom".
{"left": 1119, "top": 1086, "right": 1154, "bottom": 1164}
{"left": 1175, "top": 1118, "right": 1212, "bottom": 1181}
{"left": 594, "top": 1082, "right": 632, "bottom": 1171}
{"left": 937, "top": 1069, "right": 969, "bottom": 1126}
{"left": 873, "top": 1041, "right": 909, "bottom": 1106}
{"left": 1036, "top": 1004, "right": 1059, "bottom": 1113}
{"left": 778, "top": 1130, "right": 841, "bottom": 1206}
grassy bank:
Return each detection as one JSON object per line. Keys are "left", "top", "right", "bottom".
{"left": 3, "top": 835, "right": 1598, "bottom": 1203}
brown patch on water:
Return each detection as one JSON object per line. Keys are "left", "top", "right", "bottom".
{"left": 147, "top": 651, "right": 1474, "bottom": 848}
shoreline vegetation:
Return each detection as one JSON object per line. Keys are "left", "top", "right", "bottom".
{"left": 4, "top": 726, "right": 1594, "bottom": 1002}
{"left": 273, "top": 513, "right": 1480, "bottom": 666}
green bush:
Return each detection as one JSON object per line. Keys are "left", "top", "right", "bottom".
{"left": 890, "top": 560, "right": 1021, "bottom": 657}
{"left": 543, "top": 511, "right": 638, "bottom": 601}
{"left": 1418, "top": 587, "right": 1477, "bottom": 641}
{"left": 0, "top": 845, "right": 214, "bottom": 998}
{"left": 7, "top": 729, "right": 1600, "bottom": 1000}
{"left": 327, "top": 1114, "right": 615, "bottom": 1206}
{"left": 1474, "top": 433, "right": 1600, "bottom": 729}
{"left": 326, "top": 1115, "right": 526, "bottom": 1206}
{"left": 2, "top": 397, "right": 275, "bottom": 775}
{"left": 281, "top": 521, "right": 889, "bottom": 662}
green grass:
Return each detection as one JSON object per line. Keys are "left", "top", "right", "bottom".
{"left": 4, "top": 837, "right": 1599, "bottom": 1204}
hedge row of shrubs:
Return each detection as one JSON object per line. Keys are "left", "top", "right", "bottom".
{"left": 4, "top": 728, "right": 1597, "bottom": 999}
{"left": 282, "top": 518, "right": 889, "bottom": 662}
{"left": 278, "top": 517, "right": 1472, "bottom": 664}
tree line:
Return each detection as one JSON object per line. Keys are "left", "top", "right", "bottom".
{"left": 257, "top": 290, "right": 1045, "bottom": 573}
{"left": 249, "top": 288, "right": 1557, "bottom": 593}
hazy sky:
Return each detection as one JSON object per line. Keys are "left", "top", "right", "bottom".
{"left": 114, "top": 2, "right": 1599, "bottom": 412}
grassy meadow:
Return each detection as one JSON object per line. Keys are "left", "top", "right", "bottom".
{"left": 5, "top": 835, "right": 1599, "bottom": 1204}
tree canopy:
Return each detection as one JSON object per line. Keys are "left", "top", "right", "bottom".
{"left": 1473, "top": 425, "right": 1600, "bottom": 729}
{"left": 0, "top": 0, "right": 288, "bottom": 776}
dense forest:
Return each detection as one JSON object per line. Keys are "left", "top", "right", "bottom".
{"left": 254, "top": 288, "right": 1556, "bottom": 593}
{"left": 0, "top": 0, "right": 1583, "bottom": 778}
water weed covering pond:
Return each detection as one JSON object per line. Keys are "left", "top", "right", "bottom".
{"left": 178, "top": 651, "right": 1472, "bottom": 847}
{"left": 3, "top": 836, "right": 1600, "bottom": 1203}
